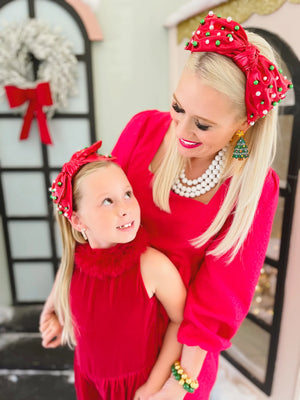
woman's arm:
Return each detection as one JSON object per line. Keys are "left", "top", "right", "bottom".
{"left": 133, "top": 248, "right": 186, "bottom": 399}
{"left": 39, "top": 269, "right": 63, "bottom": 348}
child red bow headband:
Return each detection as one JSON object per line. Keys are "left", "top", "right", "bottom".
{"left": 49, "top": 141, "right": 116, "bottom": 220}
{"left": 185, "top": 11, "right": 293, "bottom": 125}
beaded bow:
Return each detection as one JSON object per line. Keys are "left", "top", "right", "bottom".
{"left": 185, "top": 11, "right": 293, "bottom": 125}
{"left": 49, "top": 140, "right": 116, "bottom": 220}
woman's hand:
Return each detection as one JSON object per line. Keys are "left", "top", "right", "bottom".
{"left": 148, "top": 376, "right": 187, "bottom": 400}
{"left": 39, "top": 311, "right": 63, "bottom": 348}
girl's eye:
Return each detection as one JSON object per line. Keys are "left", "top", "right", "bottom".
{"left": 125, "top": 190, "right": 132, "bottom": 199}
{"left": 195, "top": 120, "right": 209, "bottom": 131}
{"left": 103, "top": 198, "right": 113, "bottom": 205}
{"left": 172, "top": 102, "right": 184, "bottom": 113}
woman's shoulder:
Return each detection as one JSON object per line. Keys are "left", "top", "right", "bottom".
{"left": 126, "top": 109, "right": 171, "bottom": 130}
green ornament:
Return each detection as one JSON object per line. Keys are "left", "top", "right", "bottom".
{"left": 192, "top": 41, "right": 198, "bottom": 47}
{"left": 278, "top": 87, "right": 283, "bottom": 92}
{"left": 269, "top": 65, "right": 275, "bottom": 71}
{"left": 200, "top": 19, "right": 205, "bottom": 25}
{"left": 215, "top": 40, "right": 221, "bottom": 46}
{"left": 234, "top": 25, "right": 240, "bottom": 31}
{"left": 232, "top": 137, "right": 249, "bottom": 160}
{"left": 253, "top": 80, "right": 259, "bottom": 85}
{"left": 288, "top": 83, "right": 293, "bottom": 89}
{"left": 205, "top": 32, "right": 211, "bottom": 36}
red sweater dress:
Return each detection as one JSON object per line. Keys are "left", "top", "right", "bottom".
{"left": 112, "top": 110, "right": 279, "bottom": 399}
{"left": 70, "top": 229, "right": 161, "bottom": 400}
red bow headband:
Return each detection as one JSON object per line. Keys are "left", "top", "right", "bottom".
{"left": 185, "top": 11, "right": 293, "bottom": 125}
{"left": 50, "top": 141, "right": 116, "bottom": 220}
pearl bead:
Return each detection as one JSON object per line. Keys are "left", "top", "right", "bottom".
{"left": 171, "top": 147, "right": 227, "bottom": 198}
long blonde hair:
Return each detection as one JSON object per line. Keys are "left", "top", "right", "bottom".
{"left": 153, "top": 31, "right": 279, "bottom": 261}
{"left": 54, "top": 161, "right": 114, "bottom": 347}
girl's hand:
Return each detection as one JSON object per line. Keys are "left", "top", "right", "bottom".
{"left": 133, "top": 382, "right": 161, "bottom": 400}
{"left": 39, "top": 311, "right": 63, "bottom": 348}
{"left": 148, "top": 376, "right": 187, "bottom": 400}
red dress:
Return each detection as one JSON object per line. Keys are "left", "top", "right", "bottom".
{"left": 112, "top": 110, "right": 279, "bottom": 399}
{"left": 70, "top": 229, "right": 161, "bottom": 400}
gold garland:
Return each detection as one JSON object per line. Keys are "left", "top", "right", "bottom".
{"left": 178, "top": 0, "right": 300, "bottom": 43}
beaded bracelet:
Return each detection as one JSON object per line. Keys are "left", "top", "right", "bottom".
{"left": 171, "top": 361, "right": 199, "bottom": 393}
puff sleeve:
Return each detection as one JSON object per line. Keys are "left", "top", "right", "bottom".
{"left": 177, "top": 169, "right": 279, "bottom": 352}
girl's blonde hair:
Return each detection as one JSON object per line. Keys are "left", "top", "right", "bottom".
{"left": 54, "top": 160, "right": 117, "bottom": 347}
{"left": 153, "top": 31, "right": 279, "bottom": 261}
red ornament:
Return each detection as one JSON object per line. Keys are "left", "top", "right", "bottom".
{"left": 5, "top": 82, "right": 54, "bottom": 145}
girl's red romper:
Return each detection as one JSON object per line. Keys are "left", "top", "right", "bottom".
{"left": 70, "top": 229, "right": 161, "bottom": 400}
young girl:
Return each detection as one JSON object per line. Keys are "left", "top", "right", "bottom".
{"left": 41, "top": 140, "right": 187, "bottom": 400}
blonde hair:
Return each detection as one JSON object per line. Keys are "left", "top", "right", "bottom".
{"left": 153, "top": 31, "right": 279, "bottom": 261}
{"left": 54, "top": 161, "right": 117, "bottom": 347}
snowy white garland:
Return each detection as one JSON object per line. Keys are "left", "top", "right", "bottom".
{"left": 0, "top": 19, "right": 78, "bottom": 116}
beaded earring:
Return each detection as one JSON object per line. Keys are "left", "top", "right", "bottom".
{"left": 81, "top": 229, "right": 88, "bottom": 240}
{"left": 232, "top": 130, "right": 249, "bottom": 160}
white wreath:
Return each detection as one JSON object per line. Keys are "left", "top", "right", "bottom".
{"left": 0, "top": 18, "right": 78, "bottom": 116}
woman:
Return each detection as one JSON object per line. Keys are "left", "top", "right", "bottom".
{"left": 40, "top": 12, "right": 292, "bottom": 399}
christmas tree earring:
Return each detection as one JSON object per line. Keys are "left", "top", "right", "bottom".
{"left": 232, "top": 130, "right": 249, "bottom": 160}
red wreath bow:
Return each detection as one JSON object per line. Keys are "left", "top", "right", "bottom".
{"left": 5, "top": 82, "right": 53, "bottom": 144}
{"left": 50, "top": 140, "right": 116, "bottom": 220}
{"left": 185, "top": 12, "right": 293, "bottom": 125}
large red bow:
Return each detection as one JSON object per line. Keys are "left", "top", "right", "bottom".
{"left": 185, "top": 12, "right": 293, "bottom": 125}
{"left": 5, "top": 82, "right": 53, "bottom": 145}
{"left": 50, "top": 140, "right": 117, "bottom": 220}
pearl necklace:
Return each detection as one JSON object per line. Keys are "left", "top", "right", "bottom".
{"left": 171, "top": 147, "right": 227, "bottom": 198}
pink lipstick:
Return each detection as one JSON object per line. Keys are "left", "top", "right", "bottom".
{"left": 179, "top": 138, "right": 202, "bottom": 149}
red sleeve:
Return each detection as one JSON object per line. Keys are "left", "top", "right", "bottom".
{"left": 177, "top": 169, "right": 279, "bottom": 352}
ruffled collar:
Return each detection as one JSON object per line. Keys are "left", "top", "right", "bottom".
{"left": 74, "top": 227, "right": 149, "bottom": 279}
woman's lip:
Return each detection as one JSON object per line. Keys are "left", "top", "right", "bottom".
{"left": 179, "top": 138, "right": 202, "bottom": 149}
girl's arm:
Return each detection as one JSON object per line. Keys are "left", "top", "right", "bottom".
{"left": 148, "top": 345, "right": 207, "bottom": 400}
{"left": 133, "top": 247, "right": 186, "bottom": 400}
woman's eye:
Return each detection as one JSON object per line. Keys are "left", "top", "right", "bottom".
{"left": 195, "top": 120, "right": 209, "bottom": 131}
{"left": 125, "top": 190, "right": 132, "bottom": 199}
{"left": 103, "top": 198, "right": 113, "bottom": 205}
{"left": 172, "top": 102, "right": 184, "bottom": 113}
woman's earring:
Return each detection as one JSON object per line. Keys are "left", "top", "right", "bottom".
{"left": 81, "top": 229, "right": 88, "bottom": 240}
{"left": 232, "top": 130, "right": 249, "bottom": 160}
